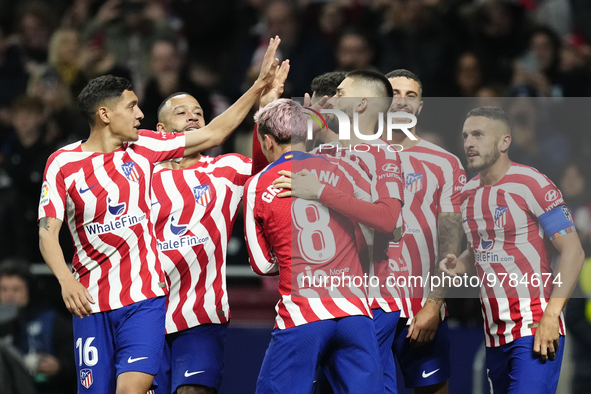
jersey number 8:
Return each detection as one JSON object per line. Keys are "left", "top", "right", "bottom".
{"left": 292, "top": 199, "right": 336, "bottom": 264}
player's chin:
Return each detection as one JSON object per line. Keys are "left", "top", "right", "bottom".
{"left": 129, "top": 128, "right": 140, "bottom": 141}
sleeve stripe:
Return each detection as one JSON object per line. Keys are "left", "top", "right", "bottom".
{"left": 244, "top": 174, "right": 278, "bottom": 275}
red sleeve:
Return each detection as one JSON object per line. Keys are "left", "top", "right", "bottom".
{"left": 318, "top": 185, "right": 401, "bottom": 233}
{"left": 252, "top": 125, "right": 269, "bottom": 175}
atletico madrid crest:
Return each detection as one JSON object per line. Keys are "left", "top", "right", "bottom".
{"left": 193, "top": 184, "right": 212, "bottom": 207}
{"left": 405, "top": 173, "right": 424, "bottom": 193}
{"left": 494, "top": 206, "right": 508, "bottom": 228}
{"left": 80, "top": 369, "right": 93, "bottom": 389}
{"left": 121, "top": 161, "right": 141, "bottom": 182}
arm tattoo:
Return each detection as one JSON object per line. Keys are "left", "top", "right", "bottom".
{"left": 39, "top": 217, "right": 50, "bottom": 231}
{"left": 437, "top": 212, "right": 463, "bottom": 261}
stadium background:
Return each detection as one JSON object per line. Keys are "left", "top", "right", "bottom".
{"left": 0, "top": 0, "right": 590, "bottom": 393}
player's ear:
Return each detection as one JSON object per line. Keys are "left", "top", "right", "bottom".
{"left": 500, "top": 134, "right": 511, "bottom": 153}
{"left": 357, "top": 97, "right": 369, "bottom": 113}
{"left": 263, "top": 134, "right": 274, "bottom": 151}
{"left": 97, "top": 106, "right": 110, "bottom": 125}
{"left": 156, "top": 123, "right": 165, "bottom": 132}
{"left": 417, "top": 100, "right": 424, "bottom": 116}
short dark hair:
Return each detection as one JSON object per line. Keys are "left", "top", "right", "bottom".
{"left": 346, "top": 70, "right": 394, "bottom": 98}
{"left": 466, "top": 106, "right": 512, "bottom": 134}
{"left": 77, "top": 75, "right": 133, "bottom": 126}
{"left": 311, "top": 71, "right": 347, "bottom": 97}
{"left": 157, "top": 92, "right": 192, "bottom": 123}
{"left": 385, "top": 69, "right": 423, "bottom": 96}
{"left": 0, "top": 260, "right": 31, "bottom": 290}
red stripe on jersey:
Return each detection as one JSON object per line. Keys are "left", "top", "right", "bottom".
{"left": 170, "top": 249, "right": 191, "bottom": 330}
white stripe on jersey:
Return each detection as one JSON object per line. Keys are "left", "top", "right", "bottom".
{"left": 244, "top": 170, "right": 279, "bottom": 275}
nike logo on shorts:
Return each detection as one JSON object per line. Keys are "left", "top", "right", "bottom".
{"left": 80, "top": 184, "right": 98, "bottom": 194}
{"left": 128, "top": 356, "right": 148, "bottom": 363}
{"left": 422, "top": 369, "right": 440, "bottom": 378}
{"left": 185, "top": 370, "right": 205, "bottom": 377}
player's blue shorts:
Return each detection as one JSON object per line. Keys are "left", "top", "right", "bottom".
{"left": 392, "top": 317, "right": 450, "bottom": 388}
{"left": 256, "top": 316, "right": 382, "bottom": 394}
{"left": 73, "top": 296, "right": 166, "bottom": 393}
{"left": 373, "top": 308, "right": 401, "bottom": 394}
{"left": 486, "top": 335, "right": 565, "bottom": 394}
{"left": 155, "top": 323, "right": 228, "bottom": 394}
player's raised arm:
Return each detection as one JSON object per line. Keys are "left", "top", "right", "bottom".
{"left": 39, "top": 217, "right": 94, "bottom": 318}
{"left": 183, "top": 36, "right": 282, "bottom": 157}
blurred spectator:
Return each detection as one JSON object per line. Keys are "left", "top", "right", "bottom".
{"left": 48, "top": 28, "right": 87, "bottom": 98}
{"left": 188, "top": 59, "right": 231, "bottom": 118}
{"left": 335, "top": 29, "right": 376, "bottom": 71}
{"left": 378, "top": 0, "right": 454, "bottom": 96}
{"left": 140, "top": 39, "right": 213, "bottom": 130}
{"left": 169, "top": 0, "right": 237, "bottom": 61}
{"left": 0, "top": 23, "right": 29, "bottom": 110}
{"left": 453, "top": 52, "right": 484, "bottom": 96}
{"left": 26, "top": 65, "right": 88, "bottom": 147}
{"left": 559, "top": 162, "right": 591, "bottom": 253}
{"left": 506, "top": 97, "right": 570, "bottom": 180}
{"left": 1, "top": 97, "right": 53, "bottom": 262}
{"left": 317, "top": 1, "right": 347, "bottom": 46}
{"left": 234, "top": 0, "right": 333, "bottom": 98}
{"left": 467, "top": 0, "right": 530, "bottom": 87}
{"left": 512, "top": 26, "right": 567, "bottom": 97}
{"left": 61, "top": 0, "right": 101, "bottom": 30}
{"left": 84, "top": 0, "right": 176, "bottom": 100}
{"left": 533, "top": 0, "right": 572, "bottom": 39}
{"left": 78, "top": 33, "right": 132, "bottom": 82}
{"left": 13, "top": 2, "right": 57, "bottom": 68}
{"left": 0, "top": 262, "right": 76, "bottom": 394}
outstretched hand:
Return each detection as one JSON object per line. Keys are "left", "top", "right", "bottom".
{"left": 256, "top": 36, "right": 282, "bottom": 87}
{"left": 260, "top": 60, "right": 291, "bottom": 107}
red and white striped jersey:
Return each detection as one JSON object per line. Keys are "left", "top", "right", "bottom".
{"left": 244, "top": 151, "right": 373, "bottom": 330}
{"left": 461, "top": 163, "right": 566, "bottom": 347}
{"left": 315, "top": 139, "right": 405, "bottom": 312}
{"left": 38, "top": 130, "right": 186, "bottom": 312}
{"left": 151, "top": 154, "right": 252, "bottom": 333}
{"left": 397, "top": 139, "right": 465, "bottom": 319}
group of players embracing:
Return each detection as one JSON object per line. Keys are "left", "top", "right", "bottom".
{"left": 37, "top": 35, "right": 583, "bottom": 394}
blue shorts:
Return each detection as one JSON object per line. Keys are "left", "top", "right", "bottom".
{"left": 155, "top": 323, "right": 228, "bottom": 394}
{"left": 392, "top": 317, "right": 450, "bottom": 388}
{"left": 373, "top": 308, "right": 401, "bottom": 394}
{"left": 73, "top": 296, "right": 166, "bottom": 393}
{"left": 257, "top": 316, "right": 382, "bottom": 394}
{"left": 486, "top": 335, "right": 565, "bottom": 394}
